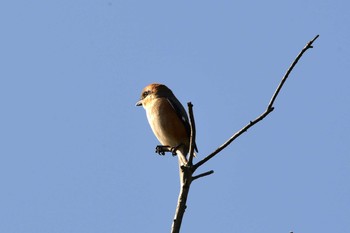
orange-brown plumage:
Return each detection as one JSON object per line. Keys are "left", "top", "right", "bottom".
{"left": 136, "top": 83, "right": 197, "bottom": 163}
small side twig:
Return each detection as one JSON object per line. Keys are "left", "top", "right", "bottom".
{"left": 192, "top": 170, "right": 214, "bottom": 181}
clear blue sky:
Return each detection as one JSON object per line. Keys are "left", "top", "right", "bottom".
{"left": 1, "top": 1, "right": 349, "bottom": 233}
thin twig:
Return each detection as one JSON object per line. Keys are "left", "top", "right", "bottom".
{"left": 193, "top": 108, "right": 274, "bottom": 171}
{"left": 193, "top": 34, "right": 319, "bottom": 171}
{"left": 187, "top": 102, "right": 196, "bottom": 166}
{"left": 268, "top": 34, "right": 319, "bottom": 108}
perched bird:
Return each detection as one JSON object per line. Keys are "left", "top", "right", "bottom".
{"left": 136, "top": 83, "right": 197, "bottom": 165}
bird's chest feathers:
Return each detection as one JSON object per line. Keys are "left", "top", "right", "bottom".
{"left": 146, "top": 100, "right": 169, "bottom": 132}
{"left": 145, "top": 98, "right": 182, "bottom": 144}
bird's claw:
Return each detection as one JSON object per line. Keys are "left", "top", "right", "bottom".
{"left": 155, "top": 144, "right": 184, "bottom": 157}
{"left": 171, "top": 148, "right": 177, "bottom": 156}
{"left": 171, "top": 143, "right": 184, "bottom": 156}
{"left": 155, "top": 145, "right": 166, "bottom": 155}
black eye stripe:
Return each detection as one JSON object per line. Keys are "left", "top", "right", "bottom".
{"left": 142, "top": 90, "right": 151, "bottom": 98}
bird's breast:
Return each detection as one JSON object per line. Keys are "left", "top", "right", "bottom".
{"left": 145, "top": 98, "right": 188, "bottom": 147}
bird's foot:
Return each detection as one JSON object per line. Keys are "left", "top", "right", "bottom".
{"left": 155, "top": 144, "right": 184, "bottom": 157}
{"left": 155, "top": 145, "right": 170, "bottom": 156}
{"left": 170, "top": 143, "right": 184, "bottom": 156}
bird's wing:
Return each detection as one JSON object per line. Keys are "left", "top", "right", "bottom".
{"left": 167, "top": 97, "right": 198, "bottom": 152}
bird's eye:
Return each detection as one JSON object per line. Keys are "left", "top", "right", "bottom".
{"left": 142, "top": 90, "right": 151, "bottom": 98}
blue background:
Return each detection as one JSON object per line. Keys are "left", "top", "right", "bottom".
{"left": 1, "top": 1, "right": 349, "bottom": 232}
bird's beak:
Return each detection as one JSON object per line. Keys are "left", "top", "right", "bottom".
{"left": 135, "top": 100, "right": 142, "bottom": 106}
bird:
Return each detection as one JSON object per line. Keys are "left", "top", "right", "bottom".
{"left": 136, "top": 83, "right": 197, "bottom": 165}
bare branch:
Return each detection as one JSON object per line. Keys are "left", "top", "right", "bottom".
{"left": 193, "top": 108, "right": 273, "bottom": 170}
{"left": 169, "top": 35, "right": 319, "bottom": 233}
{"left": 171, "top": 166, "right": 192, "bottom": 233}
{"left": 171, "top": 103, "right": 197, "bottom": 233}
{"left": 193, "top": 34, "right": 319, "bottom": 171}
{"left": 187, "top": 102, "right": 196, "bottom": 166}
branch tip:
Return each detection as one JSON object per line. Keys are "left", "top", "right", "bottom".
{"left": 312, "top": 34, "right": 320, "bottom": 42}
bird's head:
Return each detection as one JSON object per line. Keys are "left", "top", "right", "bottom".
{"left": 136, "top": 83, "right": 173, "bottom": 108}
